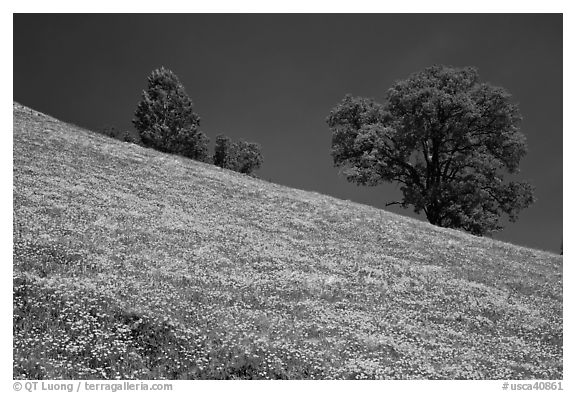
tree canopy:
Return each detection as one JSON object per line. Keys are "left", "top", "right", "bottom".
{"left": 326, "top": 65, "right": 535, "bottom": 236}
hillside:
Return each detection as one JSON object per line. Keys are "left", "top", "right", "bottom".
{"left": 13, "top": 102, "right": 562, "bottom": 380}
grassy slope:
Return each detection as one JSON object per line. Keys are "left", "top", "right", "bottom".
{"left": 13, "top": 102, "right": 562, "bottom": 380}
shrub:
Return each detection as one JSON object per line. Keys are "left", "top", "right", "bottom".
{"left": 99, "top": 126, "right": 141, "bottom": 144}
{"left": 213, "top": 135, "right": 263, "bottom": 175}
{"left": 234, "top": 141, "right": 263, "bottom": 175}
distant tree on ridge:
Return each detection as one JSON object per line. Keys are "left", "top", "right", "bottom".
{"left": 213, "top": 135, "right": 235, "bottom": 169}
{"left": 234, "top": 141, "right": 263, "bottom": 175}
{"left": 133, "top": 67, "right": 210, "bottom": 162}
{"left": 213, "top": 134, "right": 263, "bottom": 175}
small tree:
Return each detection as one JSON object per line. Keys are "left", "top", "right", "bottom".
{"left": 326, "top": 65, "right": 535, "bottom": 236}
{"left": 213, "top": 135, "right": 235, "bottom": 169}
{"left": 234, "top": 141, "right": 263, "bottom": 175}
{"left": 133, "top": 67, "right": 209, "bottom": 161}
{"left": 212, "top": 135, "right": 263, "bottom": 175}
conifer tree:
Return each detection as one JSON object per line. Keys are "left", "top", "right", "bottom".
{"left": 133, "top": 67, "right": 209, "bottom": 161}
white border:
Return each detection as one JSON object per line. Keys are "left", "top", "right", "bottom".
{"left": 4, "top": 3, "right": 572, "bottom": 392}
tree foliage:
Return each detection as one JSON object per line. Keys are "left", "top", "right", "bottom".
{"left": 133, "top": 67, "right": 210, "bottom": 162}
{"left": 213, "top": 135, "right": 263, "bottom": 175}
{"left": 326, "top": 65, "right": 535, "bottom": 236}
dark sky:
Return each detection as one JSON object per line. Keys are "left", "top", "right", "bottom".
{"left": 13, "top": 14, "right": 562, "bottom": 253}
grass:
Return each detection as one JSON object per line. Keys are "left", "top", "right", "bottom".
{"left": 13, "top": 102, "right": 562, "bottom": 379}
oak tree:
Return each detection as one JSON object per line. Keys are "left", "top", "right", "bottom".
{"left": 326, "top": 65, "right": 535, "bottom": 235}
